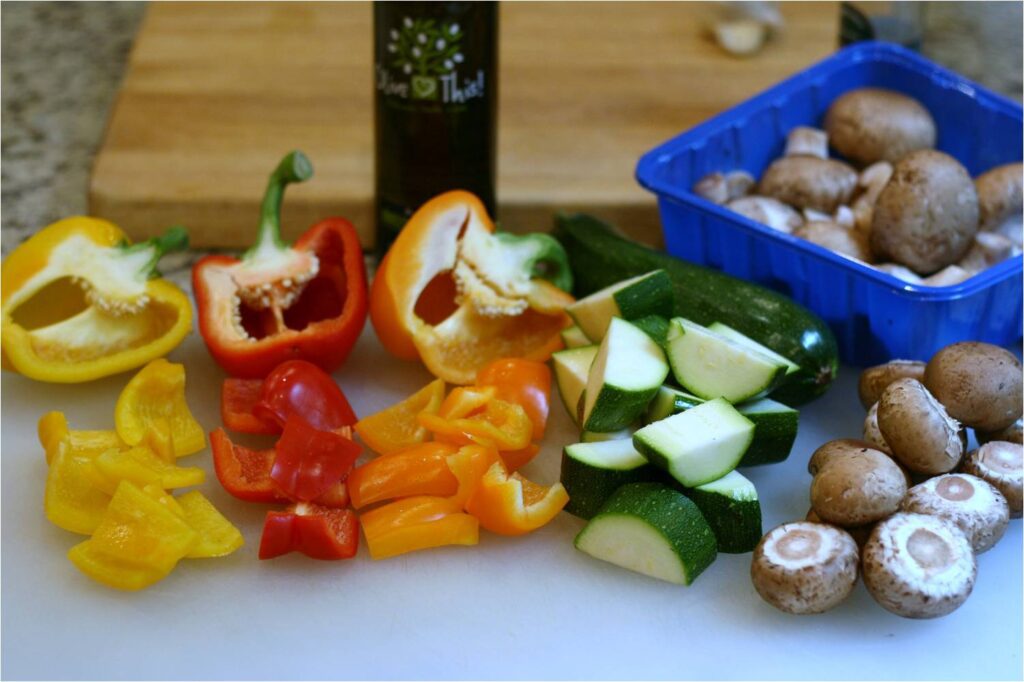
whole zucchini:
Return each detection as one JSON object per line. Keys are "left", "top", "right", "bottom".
{"left": 553, "top": 213, "right": 838, "bottom": 405}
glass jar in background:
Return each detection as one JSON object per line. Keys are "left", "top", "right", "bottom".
{"left": 373, "top": 1, "right": 498, "bottom": 256}
{"left": 839, "top": 1, "right": 923, "bottom": 50}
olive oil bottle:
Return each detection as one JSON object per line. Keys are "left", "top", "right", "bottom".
{"left": 373, "top": 1, "right": 498, "bottom": 255}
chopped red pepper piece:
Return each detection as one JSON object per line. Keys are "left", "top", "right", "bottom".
{"left": 270, "top": 415, "right": 360, "bottom": 502}
{"left": 192, "top": 151, "right": 368, "bottom": 378}
{"left": 476, "top": 358, "right": 552, "bottom": 440}
{"left": 210, "top": 428, "right": 349, "bottom": 507}
{"left": 253, "top": 360, "right": 357, "bottom": 432}
{"left": 259, "top": 503, "right": 359, "bottom": 560}
{"left": 221, "top": 378, "right": 277, "bottom": 435}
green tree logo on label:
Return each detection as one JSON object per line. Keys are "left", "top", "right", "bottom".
{"left": 381, "top": 16, "right": 483, "bottom": 104}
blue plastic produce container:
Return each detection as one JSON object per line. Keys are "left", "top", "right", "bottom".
{"left": 636, "top": 42, "right": 1022, "bottom": 366}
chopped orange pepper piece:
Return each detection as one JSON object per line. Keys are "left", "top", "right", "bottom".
{"left": 476, "top": 358, "right": 551, "bottom": 440}
{"left": 359, "top": 495, "right": 478, "bottom": 560}
{"left": 418, "top": 399, "right": 533, "bottom": 451}
{"left": 465, "top": 461, "right": 569, "bottom": 536}
{"left": 354, "top": 378, "right": 445, "bottom": 455}
{"left": 439, "top": 386, "right": 496, "bottom": 419}
{"left": 114, "top": 359, "right": 205, "bottom": 457}
{"left": 499, "top": 443, "right": 542, "bottom": 472}
{"left": 445, "top": 445, "right": 501, "bottom": 507}
{"left": 348, "top": 449, "right": 459, "bottom": 509}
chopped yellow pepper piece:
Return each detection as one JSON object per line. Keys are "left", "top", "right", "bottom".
{"left": 177, "top": 491, "right": 245, "bottom": 558}
{"left": 39, "top": 410, "right": 122, "bottom": 466}
{"left": 68, "top": 481, "right": 198, "bottom": 590}
{"left": 115, "top": 359, "right": 205, "bottom": 456}
{"left": 90, "top": 445, "right": 205, "bottom": 494}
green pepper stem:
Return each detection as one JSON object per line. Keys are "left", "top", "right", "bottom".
{"left": 118, "top": 225, "right": 190, "bottom": 278}
{"left": 244, "top": 151, "right": 314, "bottom": 261}
{"left": 495, "top": 232, "right": 575, "bottom": 293}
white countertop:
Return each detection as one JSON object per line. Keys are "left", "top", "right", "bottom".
{"left": 2, "top": 326, "right": 1021, "bottom": 681}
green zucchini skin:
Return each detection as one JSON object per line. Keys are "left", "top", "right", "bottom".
{"left": 553, "top": 213, "right": 839, "bottom": 406}
{"left": 560, "top": 447, "right": 660, "bottom": 520}
{"left": 682, "top": 474, "right": 762, "bottom": 554}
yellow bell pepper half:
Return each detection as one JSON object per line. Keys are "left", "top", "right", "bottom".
{"left": 115, "top": 359, "right": 206, "bottom": 457}
{"left": 1, "top": 217, "right": 192, "bottom": 383}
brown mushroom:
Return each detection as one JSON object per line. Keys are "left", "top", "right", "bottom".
{"left": 958, "top": 232, "right": 1020, "bottom": 272}
{"left": 876, "top": 378, "right": 965, "bottom": 475}
{"left": 871, "top": 150, "right": 980, "bottom": 275}
{"left": 726, "top": 195, "right": 803, "bottom": 233}
{"left": 758, "top": 157, "right": 858, "bottom": 213}
{"left": 976, "top": 417, "right": 1023, "bottom": 446}
{"left": 810, "top": 444, "right": 907, "bottom": 526}
{"left": 793, "top": 221, "right": 873, "bottom": 262}
{"left": 751, "top": 522, "right": 859, "bottom": 615}
{"left": 863, "top": 401, "right": 891, "bottom": 454}
{"left": 807, "top": 438, "right": 883, "bottom": 475}
{"left": 961, "top": 441, "right": 1023, "bottom": 518}
{"left": 902, "top": 473, "right": 1010, "bottom": 553}
{"left": 975, "top": 162, "right": 1023, "bottom": 245}
{"left": 862, "top": 512, "right": 976, "bottom": 619}
{"left": 693, "top": 170, "right": 757, "bottom": 204}
{"left": 924, "top": 342, "right": 1024, "bottom": 432}
{"left": 823, "top": 88, "right": 936, "bottom": 166}
{"left": 784, "top": 126, "right": 829, "bottom": 159}
{"left": 858, "top": 359, "right": 926, "bottom": 409}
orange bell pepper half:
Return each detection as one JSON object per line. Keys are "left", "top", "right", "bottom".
{"left": 347, "top": 448, "right": 459, "bottom": 509}
{"left": 465, "top": 461, "right": 569, "bottom": 536}
{"left": 359, "top": 495, "right": 479, "bottom": 560}
{"left": 476, "top": 358, "right": 552, "bottom": 440}
{"left": 369, "top": 191, "right": 574, "bottom": 385}
{"left": 354, "top": 378, "right": 445, "bottom": 456}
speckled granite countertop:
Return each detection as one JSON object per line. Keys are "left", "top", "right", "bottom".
{"left": 2, "top": 1, "right": 1022, "bottom": 279}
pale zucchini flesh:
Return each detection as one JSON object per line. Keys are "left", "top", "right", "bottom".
{"left": 552, "top": 346, "right": 598, "bottom": 426}
{"left": 561, "top": 439, "right": 658, "bottom": 519}
{"left": 574, "top": 482, "right": 717, "bottom": 585}
{"left": 560, "top": 325, "right": 591, "bottom": 349}
{"left": 633, "top": 397, "right": 754, "bottom": 487}
{"left": 582, "top": 318, "right": 668, "bottom": 433}
{"left": 567, "top": 270, "right": 673, "bottom": 342}
{"left": 708, "top": 321, "right": 800, "bottom": 376}
{"left": 666, "top": 318, "right": 787, "bottom": 403}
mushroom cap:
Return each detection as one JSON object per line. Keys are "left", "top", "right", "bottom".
{"left": 863, "top": 401, "right": 891, "bottom": 454}
{"left": 924, "top": 342, "right": 1024, "bottom": 432}
{"left": 858, "top": 359, "right": 927, "bottom": 409}
{"left": 824, "top": 88, "right": 937, "bottom": 166}
{"left": 976, "top": 417, "right": 1023, "bottom": 446}
{"left": 807, "top": 438, "right": 883, "bottom": 476}
{"left": 751, "top": 521, "right": 859, "bottom": 615}
{"left": 871, "top": 150, "right": 980, "bottom": 275}
{"left": 877, "top": 377, "right": 965, "bottom": 475}
{"left": 810, "top": 447, "right": 907, "bottom": 526}
{"left": 758, "top": 156, "right": 858, "bottom": 213}
{"left": 975, "top": 162, "right": 1024, "bottom": 232}
{"left": 793, "top": 221, "right": 874, "bottom": 262}
{"left": 726, "top": 195, "right": 803, "bottom": 233}
{"left": 862, "top": 512, "right": 976, "bottom": 619}
{"left": 902, "top": 473, "right": 1010, "bottom": 553}
{"left": 961, "top": 441, "right": 1023, "bottom": 518}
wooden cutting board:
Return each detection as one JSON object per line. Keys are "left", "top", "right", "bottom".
{"left": 88, "top": 1, "right": 839, "bottom": 249}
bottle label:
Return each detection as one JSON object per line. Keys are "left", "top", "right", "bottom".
{"left": 376, "top": 15, "right": 486, "bottom": 109}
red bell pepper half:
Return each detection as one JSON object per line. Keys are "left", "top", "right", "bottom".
{"left": 270, "top": 415, "right": 360, "bottom": 502}
{"left": 192, "top": 151, "right": 368, "bottom": 378}
{"left": 259, "top": 503, "right": 359, "bottom": 560}
{"left": 210, "top": 428, "right": 349, "bottom": 507}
